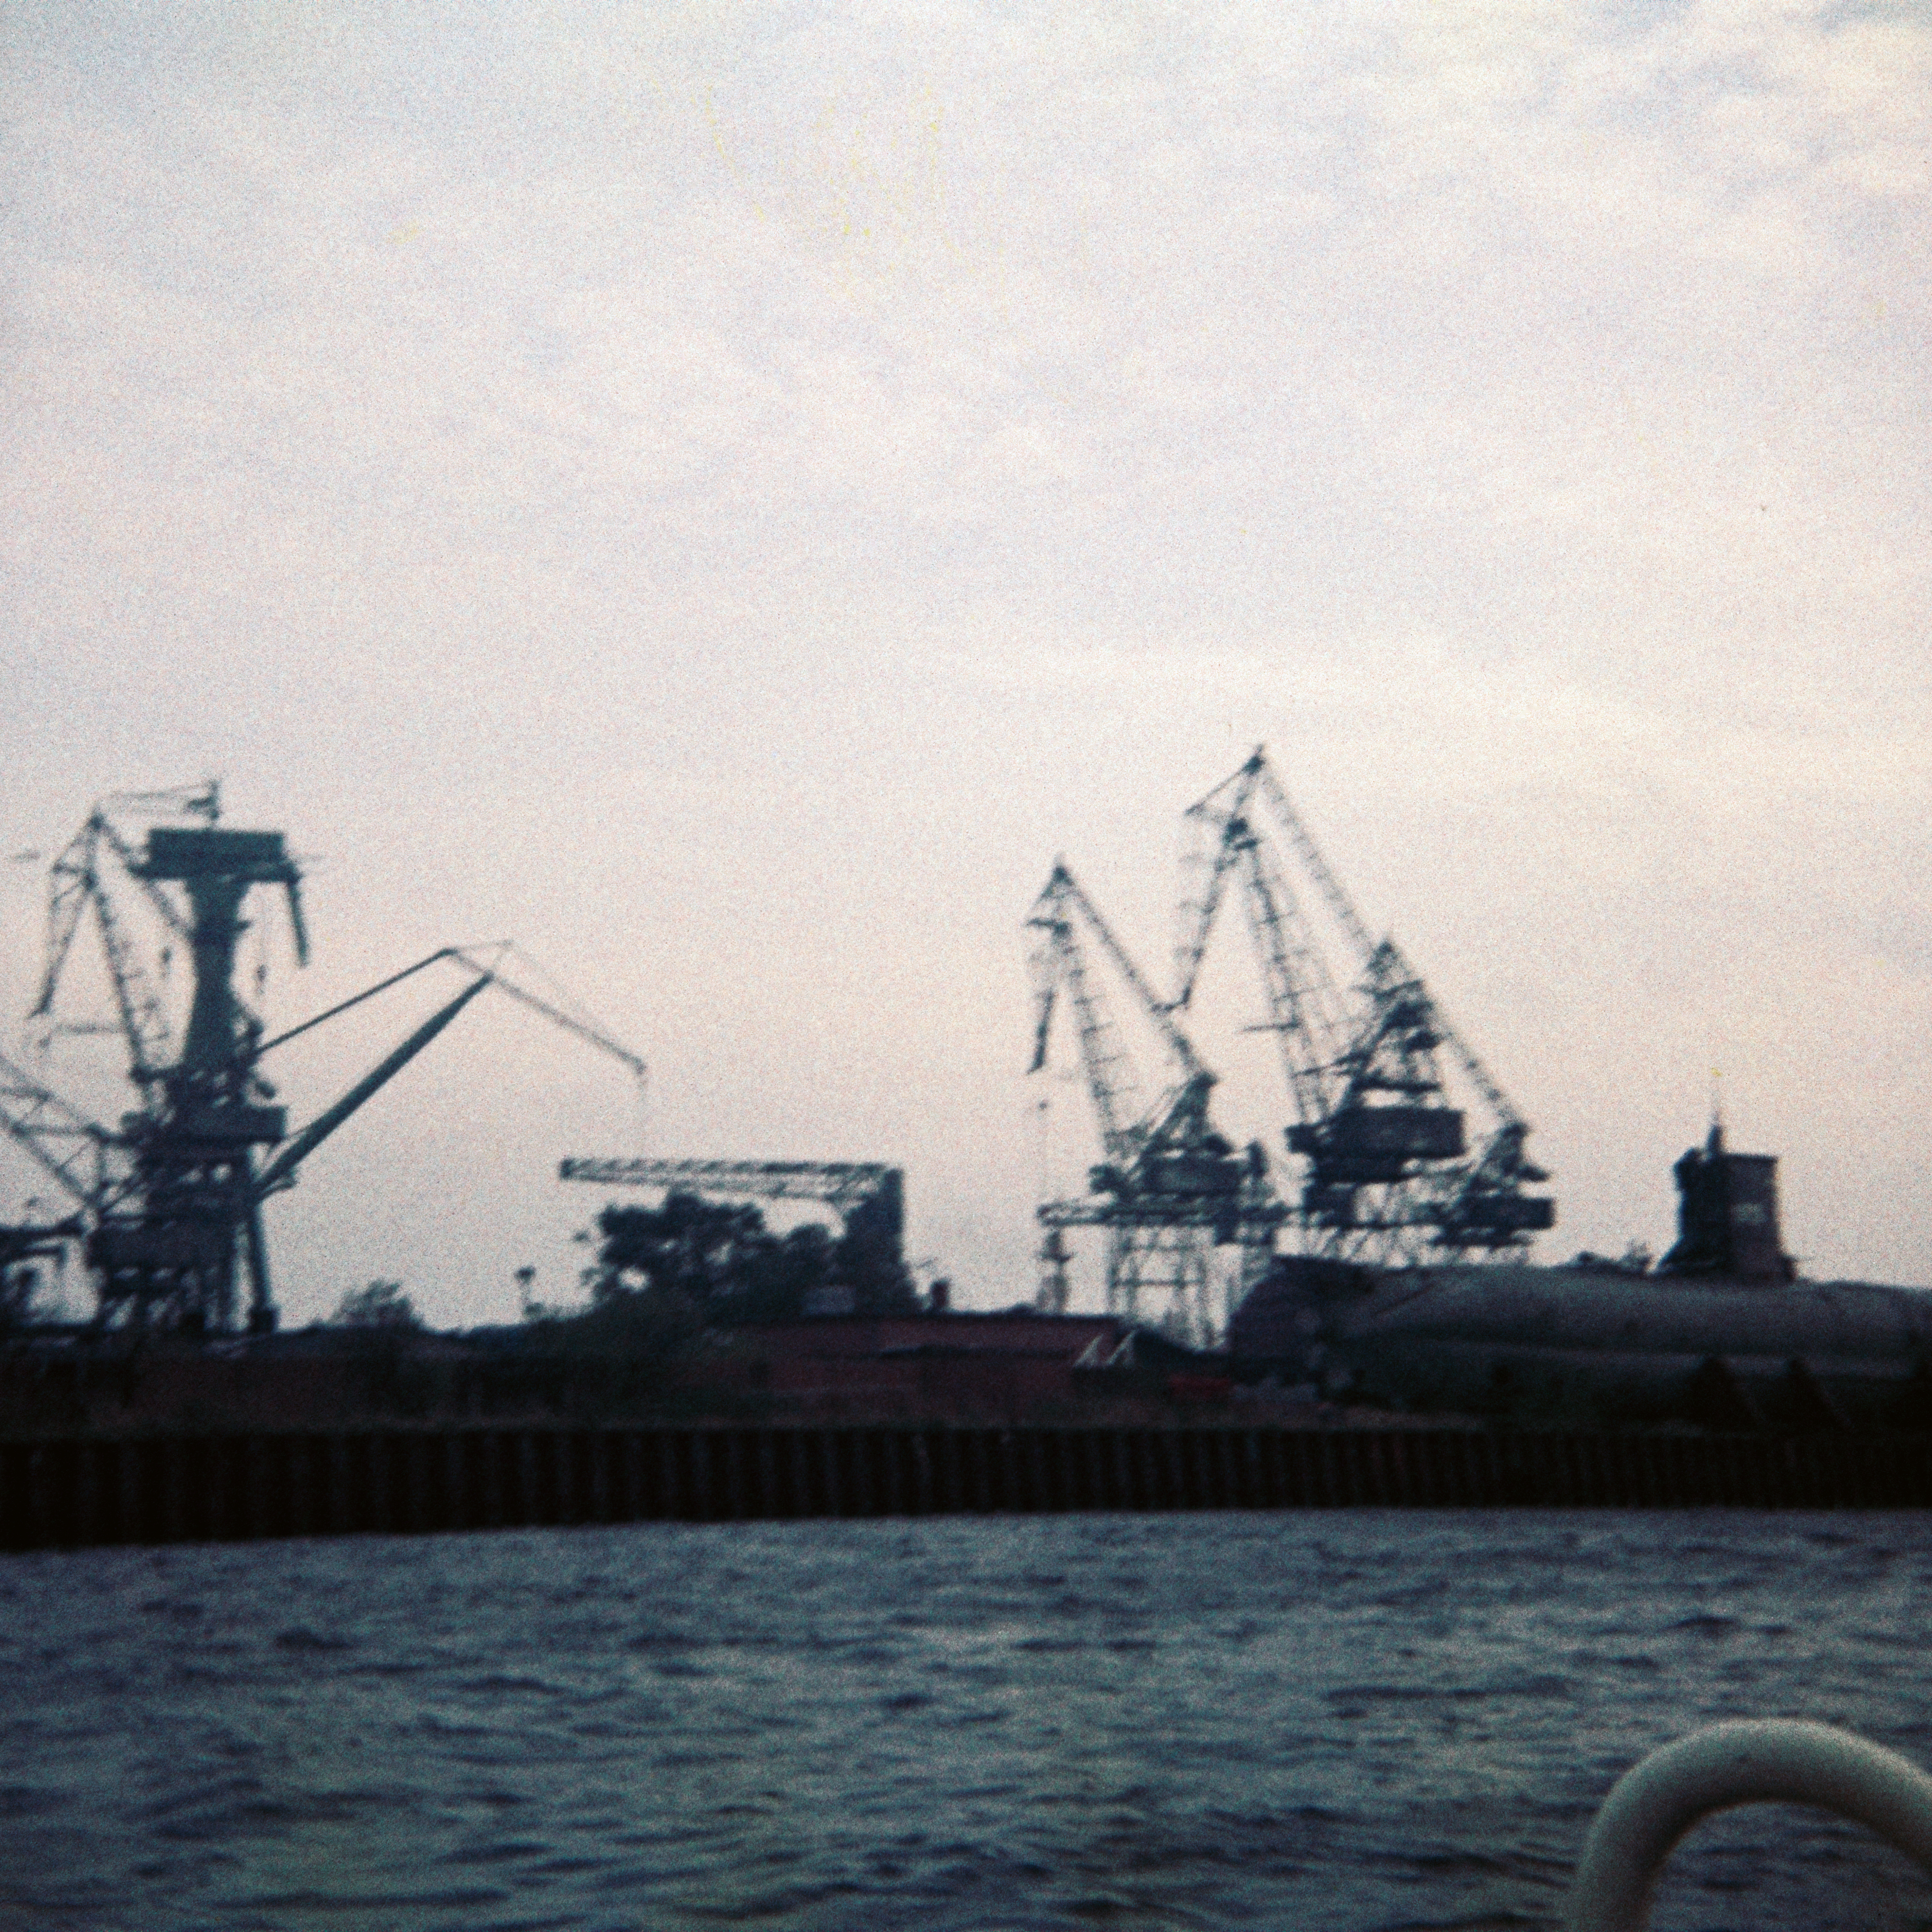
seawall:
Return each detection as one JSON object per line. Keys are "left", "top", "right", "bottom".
{"left": 5, "top": 1424, "right": 1932, "bottom": 1550}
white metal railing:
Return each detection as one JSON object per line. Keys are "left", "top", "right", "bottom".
{"left": 1566, "top": 1720, "right": 1932, "bottom": 1932}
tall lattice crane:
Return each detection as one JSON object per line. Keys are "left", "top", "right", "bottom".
{"left": 10, "top": 789, "right": 645, "bottom": 1333}
{"left": 1027, "top": 859, "right": 1283, "bottom": 1338}
{"left": 26, "top": 788, "right": 317, "bottom": 1328}
{"left": 1174, "top": 748, "right": 1552, "bottom": 1264}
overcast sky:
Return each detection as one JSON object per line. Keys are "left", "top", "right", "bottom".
{"left": 3, "top": 0, "right": 1928, "bottom": 1328}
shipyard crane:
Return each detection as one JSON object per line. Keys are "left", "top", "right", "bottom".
{"left": 558, "top": 1158, "right": 906, "bottom": 1290}
{"left": 1027, "top": 859, "right": 1284, "bottom": 1338}
{"left": 34, "top": 787, "right": 233, "bottom": 1093}
{"left": 25, "top": 787, "right": 319, "bottom": 1329}
{"left": 12, "top": 789, "right": 646, "bottom": 1333}
{"left": 1175, "top": 748, "right": 1552, "bottom": 1264}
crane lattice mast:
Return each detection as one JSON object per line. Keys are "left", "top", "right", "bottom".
{"left": 1027, "top": 860, "right": 1283, "bottom": 1339}
{"left": 1176, "top": 747, "right": 1552, "bottom": 1264}
{"left": 13, "top": 791, "right": 645, "bottom": 1334}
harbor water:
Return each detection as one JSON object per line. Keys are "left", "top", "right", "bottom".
{"left": 3, "top": 1511, "right": 1930, "bottom": 1931}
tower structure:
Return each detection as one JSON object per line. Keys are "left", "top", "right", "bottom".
{"left": 1026, "top": 858, "right": 1284, "bottom": 1339}
{"left": 1659, "top": 1121, "right": 1795, "bottom": 1282}
{"left": 9, "top": 789, "right": 645, "bottom": 1335}
{"left": 105, "top": 821, "right": 306, "bottom": 1329}
{"left": 1174, "top": 748, "right": 1553, "bottom": 1264}
{"left": 31, "top": 792, "right": 307, "bottom": 1331}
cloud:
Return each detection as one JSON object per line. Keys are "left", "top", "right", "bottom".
{"left": 2, "top": 0, "right": 1928, "bottom": 1314}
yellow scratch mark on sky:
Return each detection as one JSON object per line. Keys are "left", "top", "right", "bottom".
{"left": 704, "top": 84, "right": 765, "bottom": 221}
{"left": 387, "top": 221, "right": 420, "bottom": 245}
{"left": 925, "top": 87, "right": 944, "bottom": 209}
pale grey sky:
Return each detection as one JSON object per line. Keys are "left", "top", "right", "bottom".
{"left": 3, "top": 1, "right": 1928, "bottom": 1326}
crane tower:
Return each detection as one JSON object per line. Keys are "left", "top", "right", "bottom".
{"left": 7, "top": 788, "right": 644, "bottom": 1333}
{"left": 29, "top": 790, "right": 312, "bottom": 1329}
{"left": 1026, "top": 859, "right": 1284, "bottom": 1340}
{"left": 1174, "top": 748, "right": 1553, "bottom": 1264}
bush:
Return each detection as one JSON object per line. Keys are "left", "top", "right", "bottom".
{"left": 329, "top": 1280, "right": 422, "bottom": 1330}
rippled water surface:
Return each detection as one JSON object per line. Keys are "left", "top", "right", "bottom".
{"left": 4, "top": 1511, "right": 1931, "bottom": 1931}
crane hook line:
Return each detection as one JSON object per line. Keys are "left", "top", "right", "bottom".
{"left": 254, "top": 947, "right": 466, "bottom": 1055}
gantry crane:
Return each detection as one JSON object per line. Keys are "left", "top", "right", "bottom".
{"left": 558, "top": 1156, "right": 905, "bottom": 1284}
{"left": 7, "top": 788, "right": 645, "bottom": 1333}
{"left": 1027, "top": 859, "right": 1284, "bottom": 1337}
{"left": 1173, "top": 748, "right": 1552, "bottom": 1264}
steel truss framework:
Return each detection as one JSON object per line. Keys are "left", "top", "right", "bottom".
{"left": 558, "top": 1157, "right": 906, "bottom": 1277}
{"left": 560, "top": 1157, "right": 896, "bottom": 1215}
{"left": 1175, "top": 748, "right": 1553, "bottom": 1265}
{"left": 1026, "top": 859, "right": 1284, "bottom": 1341}
{"left": 6, "top": 792, "right": 645, "bottom": 1333}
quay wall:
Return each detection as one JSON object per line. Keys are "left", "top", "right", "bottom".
{"left": 5, "top": 1425, "right": 1932, "bottom": 1550}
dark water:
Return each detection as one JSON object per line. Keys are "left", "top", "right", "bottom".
{"left": 3, "top": 1512, "right": 1931, "bottom": 1932}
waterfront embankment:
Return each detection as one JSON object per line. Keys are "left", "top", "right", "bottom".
{"left": 7, "top": 1421, "right": 1932, "bottom": 1550}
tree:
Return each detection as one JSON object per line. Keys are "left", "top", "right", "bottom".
{"left": 591, "top": 1193, "right": 822, "bottom": 1324}
{"left": 330, "top": 1280, "right": 422, "bottom": 1330}
{"left": 0, "top": 1264, "right": 48, "bottom": 1333}
{"left": 724, "top": 1221, "right": 839, "bottom": 1325}
{"left": 593, "top": 1193, "right": 768, "bottom": 1302}
{"left": 589, "top": 1191, "right": 920, "bottom": 1325}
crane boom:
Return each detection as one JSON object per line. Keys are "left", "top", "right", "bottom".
{"left": 560, "top": 1157, "right": 894, "bottom": 1210}
{"left": 257, "top": 947, "right": 466, "bottom": 1054}
{"left": 1251, "top": 753, "right": 1378, "bottom": 962}
{"left": 1174, "top": 754, "right": 1264, "bottom": 1011}
{"left": 1039, "top": 861, "right": 1199, "bottom": 1076}
{"left": 1029, "top": 887, "right": 1138, "bottom": 1161}
{"left": 1178, "top": 753, "right": 1353, "bottom": 1125}
{"left": 253, "top": 973, "right": 495, "bottom": 1195}
{"left": 35, "top": 839, "right": 93, "bottom": 1024}
{"left": 262, "top": 945, "right": 645, "bottom": 1089}
{"left": 0, "top": 1047, "right": 112, "bottom": 1206}
{"left": 89, "top": 869, "right": 174, "bottom": 1087}
{"left": 1237, "top": 826, "right": 1350, "bottom": 1126}
{"left": 34, "top": 813, "right": 175, "bottom": 1087}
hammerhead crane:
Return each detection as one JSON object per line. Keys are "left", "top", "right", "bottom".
{"left": 1027, "top": 860, "right": 1283, "bottom": 1337}
{"left": 10, "top": 789, "right": 644, "bottom": 1333}
{"left": 1175, "top": 748, "right": 1552, "bottom": 1263}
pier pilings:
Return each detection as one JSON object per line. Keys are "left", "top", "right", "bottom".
{"left": 3, "top": 1425, "right": 1928, "bottom": 1551}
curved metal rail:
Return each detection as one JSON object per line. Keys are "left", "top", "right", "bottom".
{"left": 1566, "top": 1720, "right": 1932, "bottom": 1931}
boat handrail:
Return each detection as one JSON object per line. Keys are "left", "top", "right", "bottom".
{"left": 1566, "top": 1719, "right": 1932, "bottom": 1931}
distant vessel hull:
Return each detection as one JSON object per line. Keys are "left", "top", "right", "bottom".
{"left": 1231, "top": 1259, "right": 1932, "bottom": 1430}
